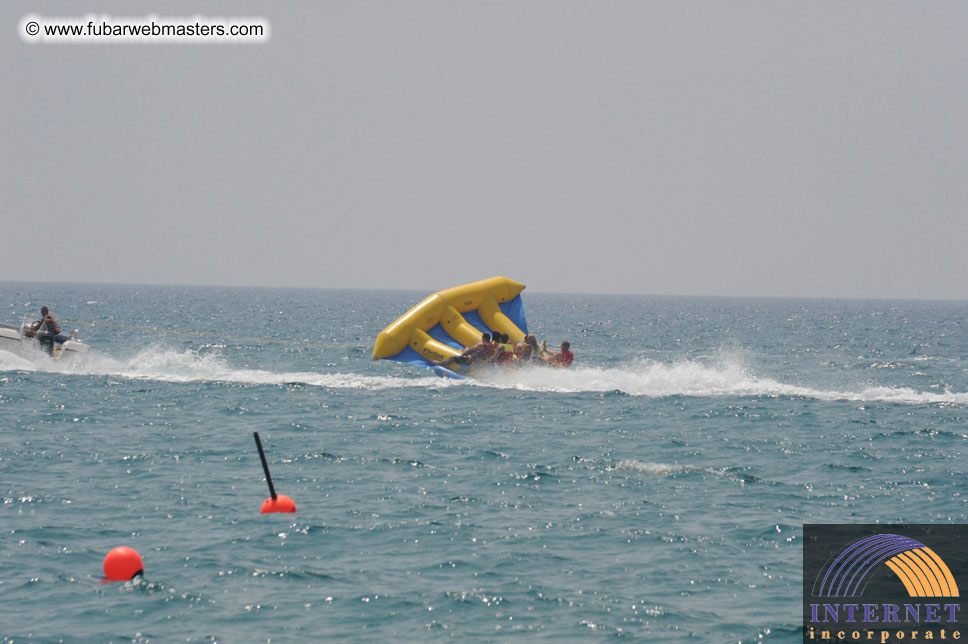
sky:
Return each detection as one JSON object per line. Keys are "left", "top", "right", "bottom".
{"left": 2, "top": 1, "right": 967, "bottom": 299}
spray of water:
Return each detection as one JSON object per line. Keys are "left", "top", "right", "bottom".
{"left": 0, "top": 345, "right": 436, "bottom": 391}
{"left": 1, "top": 346, "right": 966, "bottom": 405}
{"left": 473, "top": 356, "right": 968, "bottom": 405}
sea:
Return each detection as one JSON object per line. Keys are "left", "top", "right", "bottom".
{"left": 1, "top": 281, "right": 966, "bottom": 643}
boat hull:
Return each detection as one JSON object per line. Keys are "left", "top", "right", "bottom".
{"left": 0, "top": 324, "right": 89, "bottom": 360}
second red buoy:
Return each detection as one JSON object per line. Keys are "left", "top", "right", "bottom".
{"left": 103, "top": 546, "right": 144, "bottom": 582}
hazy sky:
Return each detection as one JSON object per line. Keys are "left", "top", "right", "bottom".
{"left": 3, "top": 2, "right": 967, "bottom": 299}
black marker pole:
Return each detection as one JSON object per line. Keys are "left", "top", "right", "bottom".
{"left": 254, "top": 431, "right": 277, "bottom": 500}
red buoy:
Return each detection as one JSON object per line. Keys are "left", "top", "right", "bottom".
{"left": 254, "top": 432, "right": 297, "bottom": 514}
{"left": 103, "top": 546, "right": 144, "bottom": 582}
{"left": 260, "top": 494, "right": 297, "bottom": 514}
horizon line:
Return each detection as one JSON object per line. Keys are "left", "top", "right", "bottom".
{"left": 1, "top": 278, "right": 966, "bottom": 305}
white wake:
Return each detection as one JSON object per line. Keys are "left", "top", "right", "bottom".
{"left": 475, "top": 357, "right": 968, "bottom": 405}
{"left": 2, "top": 348, "right": 966, "bottom": 405}
{"left": 0, "top": 346, "right": 438, "bottom": 391}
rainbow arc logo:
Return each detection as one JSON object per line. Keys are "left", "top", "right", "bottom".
{"left": 814, "top": 533, "right": 960, "bottom": 599}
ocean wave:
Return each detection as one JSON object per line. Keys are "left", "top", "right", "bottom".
{"left": 607, "top": 460, "right": 687, "bottom": 476}
{"left": 607, "top": 460, "right": 771, "bottom": 485}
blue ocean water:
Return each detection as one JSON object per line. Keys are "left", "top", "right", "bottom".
{"left": 1, "top": 282, "right": 967, "bottom": 643}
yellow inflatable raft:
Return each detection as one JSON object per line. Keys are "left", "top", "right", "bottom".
{"left": 373, "top": 276, "right": 529, "bottom": 378}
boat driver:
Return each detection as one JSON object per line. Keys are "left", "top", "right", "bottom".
{"left": 26, "top": 306, "right": 67, "bottom": 355}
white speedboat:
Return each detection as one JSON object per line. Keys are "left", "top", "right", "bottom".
{"left": 0, "top": 318, "right": 90, "bottom": 360}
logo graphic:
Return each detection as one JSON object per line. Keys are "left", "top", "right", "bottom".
{"left": 814, "top": 533, "right": 960, "bottom": 599}
{"left": 804, "top": 525, "right": 966, "bottom": 643}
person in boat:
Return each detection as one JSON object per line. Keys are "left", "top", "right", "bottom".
{"left": 435, "top": 332, "right": 495, "bottom": 367}
{"left": 26, "top": 306, "right": 67, "bottom": 355}
{"left": 514, "top": 336, "right": 531, "bottom": 360}
{"left": 494, "top": 332, "right": 515, "bottom": 365}
{"left": 501, "top": 333, "right": 514, "bottom": 354}
{"left": 541, "top": 340, "right": 574, "bottom": 368}
{"left": 514, "top": 334, "right": 542, "bottom": 363}
{"left": 526, "top": 334, "right": 543, "bottom": 362}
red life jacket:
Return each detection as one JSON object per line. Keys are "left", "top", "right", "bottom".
{"left": 556, "top": 350, "right": 574, "bottom": 367}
